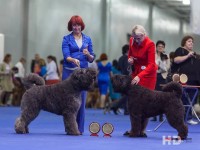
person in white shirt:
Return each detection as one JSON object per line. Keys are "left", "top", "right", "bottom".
{"left": 15, "top": 58, "right": 26, "bottom": 78}
{"left": 151, "top": 40, "right": 170, "bottom": 122}
{"left": 0, "top": 54, "right": 14, "bottom": 105}
{"left": 45, "top": 55, "right": 60, "bottom": 85}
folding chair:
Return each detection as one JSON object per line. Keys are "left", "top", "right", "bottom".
{"left": 182, "top": 86, "right": 200, "bottom": 122}
{"left": 151, "top": 86, "right": 200, "bottom": 132}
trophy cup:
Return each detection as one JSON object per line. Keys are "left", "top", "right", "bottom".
{"left": 172, "top": 73, "right": 188, "bottom": 84}
{"left": 89, "top": 122, "right": 100, "bottom": 136}
{"left": 180, "top": 74, "right": 188, "bottom": 84}
{"left": 102, "top": 123, "right": 114, "bottom": 137}
{"left": 172, "top": 74, "right": 180, "bottom": 82}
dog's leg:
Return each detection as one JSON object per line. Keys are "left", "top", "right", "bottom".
{"left": 129, "top": 113, "right": 142, "bottom": 137}
{"left": 15, "top": 117, "right": 27, "bottom": 134}
{"left": 63, "top": 112, "right": 80, "bottom": 136}
{"left": 25, "top": 126, "right": 29, "bottom": 133}
{"left": 177, "top": 124, "right": 188, "bottom": 140}
{"left": 140, "top": 118, "right": 148, "bottom": 137}
{"left": 15, "top": 105, "right": 40, "bottom": 134}
{"left": 15, "top": 114, "right": 32, "bottom": 134}
{"left": 166, "top": 111, "right": 188, "bottom": 140}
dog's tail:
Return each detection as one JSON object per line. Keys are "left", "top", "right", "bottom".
{"left": 162, "top": 81, "right": 183, "bottom": 98}
{"left": 22, "top": 73, "right": 45, "bottom": 90}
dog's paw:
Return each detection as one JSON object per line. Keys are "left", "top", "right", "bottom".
{"left": 67, "top": 131, "right": 81, "bottom": 136}
{"left": 128, "top": 132, "right": 138, "bottom": 137}
{"left": 138, "top": 133, "right": 147, "bottom": 138}
{"left": 128, "top": 132, "right": 147, "bottom": 138}
{"left": 178, "top": 135, "right": 188, "bottom": 140}
{"left": 15, "top": 129, "right": 28, "bottom": 134}
{"left": 123, "top": 131, "right": 130, "bottom": 136}
{"left": 25, "top": 127, "right": 29, "bottom": 133}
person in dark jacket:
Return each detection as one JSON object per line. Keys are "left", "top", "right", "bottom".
{"left": 111, "top": 44, "right": 130, "bottom": 115}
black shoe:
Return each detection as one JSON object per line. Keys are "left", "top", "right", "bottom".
{"left": 159, "top": 117, "right": 164, "bottom": 122}
{"left": 111, "top": 107, "right": 118, "bottom": 115}
{"left": 151, "top": 117, "right": 157, "bottom": 121}
{"left": 123, "top": 131, "right": 130, "bottom": 136}
{"left": 124, "top": 111, "right": 129, "bottom": 115}
{"left": 159, "top": 114, "right": 163, "bottom": 122}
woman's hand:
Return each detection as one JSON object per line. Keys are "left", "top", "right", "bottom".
{"left": 73, "top": 58, "right": 80, "bottom": 67}
{"left": 83, "top": 48, "right": 90, "bottom": 56}
{"left": 174, "top": 51, "right": 195, "bottom": 64}
{"left": 83, "top": 48, "right": 94, "bottom": 62}
{"left": 187, "top": 51, "right": 195, "bottom": 58}
{"left": 128, "top": 57, "right": 134, "bottom": 65}
{"left": 66, "top": 57, "right": 80, "bottom": 67}
{"left": 131, "top": 76, "right": 140, "bottom": 85}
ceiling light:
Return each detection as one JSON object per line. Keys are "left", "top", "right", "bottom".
{"left": 182, "top": 0, "right": 190, "bottom": 5}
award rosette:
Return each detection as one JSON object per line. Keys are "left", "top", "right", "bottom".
{"left": 180, "top": 74, "right": 188, "bottom": 84}
{"left": 172, "top": 73, "right": 188, "bottom": 85}
{"left": 102, "top": 123, "right": 114, "bottom": 137}
{"left": 89, "top": 122, "right": 100, "bottom": 136}
{"left": 172, "top": 74, "right": 180, "bottom": 82}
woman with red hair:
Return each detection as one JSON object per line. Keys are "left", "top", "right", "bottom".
{"left": 97, "top": 53, "right": 112, "bottom": 109}
{"left": 62, "top": 15, "right": 95, "bottom": 134}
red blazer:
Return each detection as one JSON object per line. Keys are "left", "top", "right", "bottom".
{"left": 128, "top": 36, "right": 157, "bottom": 90}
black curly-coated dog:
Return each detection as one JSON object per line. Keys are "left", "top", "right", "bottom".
{"left": 111, "top": 75, "right": 188, "bottom": 139}
{"left": 15, "top": 68, "right": 97, "bottom": 135}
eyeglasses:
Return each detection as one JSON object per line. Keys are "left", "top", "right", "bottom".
{"left": 157, "top": 45, "right": 165, "bottom": 48}
{"left": 132, "top": 33, "right": 144, "bottom": 41}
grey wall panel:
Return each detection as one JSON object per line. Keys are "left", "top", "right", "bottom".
{"left": 27, "top": 0, "right": 102, "bottom": 72}
{"left": 0, "top": 0, "right": 24, "bottom": 65}
{"left": 152, "top": 7, "right": 182, "bottom": 53}
{"left": 107, "top": 0, "right": 150, "bottom": 61}
{"left": 1, "top": 0, "right": 199, "bottom": 73}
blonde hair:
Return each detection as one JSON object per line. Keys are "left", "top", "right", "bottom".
{"left": 38, "top": 58, "right": 46, "bottom": 67}
{"left": 132, "top": 25, "right": 146, "bottom": 35}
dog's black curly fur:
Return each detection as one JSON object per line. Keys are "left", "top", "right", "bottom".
{"left": 15, "top": 68, "right": 97, "bottom": 135}
{"left": 111, "top": 75, "right": 188, "bottom": 139}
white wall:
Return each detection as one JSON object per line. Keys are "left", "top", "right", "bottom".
{"left": 0, "top": 0, "right": 197, "bottom": 73}
{"left": 0, "top": 0, "right": 25, "bottom": 64}
{"left": 0, "top": 34, "right": 4, "bottom": 62}
{"left": 27, "top": 0, "right": 102, "bottom": 72}
{"left": 152, "top": 6, "right": 182, "bottom": 53}
{"left": 107, "top": 0, "right": 150, "bottom": 60}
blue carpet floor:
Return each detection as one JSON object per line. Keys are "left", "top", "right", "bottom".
{"left": 0, "top": 107, "right": 199, "bottom": 150}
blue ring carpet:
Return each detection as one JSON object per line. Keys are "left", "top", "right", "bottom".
{"left": 0, "top": 107, "right": 199, "bottom": 150}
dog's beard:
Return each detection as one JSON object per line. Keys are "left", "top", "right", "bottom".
{"left": 87, "top": 83, "right": 95, "bottom": 90}
{"left": 112, "top": 75, "right": 131, "bottom": 93}
{"left": 112, "top": 80, "right": 125, "bottom": 92}
{"left": 79, "top": 79, "right": 95, "bottom": 90}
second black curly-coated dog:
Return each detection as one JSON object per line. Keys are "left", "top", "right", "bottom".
{"left": 15, "top": 68, "right": 97, "bottom": 135}
{"left": 111, "top": 75, "right": 188, "bottom": 139}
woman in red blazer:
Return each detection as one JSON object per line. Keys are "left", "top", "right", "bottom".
{"left": 128, "top": 25, "right": 157, "bottom": 90}
{"left": 125, "top": 25, "right": 157, "bottom": 137}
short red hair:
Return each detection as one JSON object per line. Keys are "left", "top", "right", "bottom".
{"left": 100, "top": 53, "right": 108, "bottom": 61}
{"left": 67, "top": 15, "right": 85, "bottom": 31}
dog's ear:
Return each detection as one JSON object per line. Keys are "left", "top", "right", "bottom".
{"left": 86, "top": 68, "right": 97, "bottom": 80}
{"left": 71, "top": 68, "right": 85, "bottom": 81}
{"left": 71, "top": 68, "right": 97, "bottom": 84}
